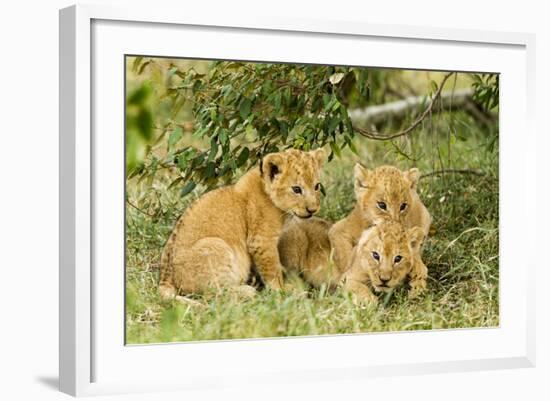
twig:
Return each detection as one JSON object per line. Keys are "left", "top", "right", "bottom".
{"left": 437, "top": 227, "right": 497, "bottom": 262}
{"left": 419, "top": 169, "right": 487, "bottom": 180}
{"left": 353, "top": 72, "right": 455, "bottom": 140}
{"left": 126, "top": 199, "right": 156, "bottom": 217}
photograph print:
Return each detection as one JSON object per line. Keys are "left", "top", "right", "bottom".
{"left": 125, "top": 56, "right": 499, "bottom": 344}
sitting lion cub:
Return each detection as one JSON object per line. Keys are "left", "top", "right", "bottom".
{"left": 342, "top": 221, "right": 424, "bottom": 304}
{"left": 159, "top": 148, "right": 325, "bottom": 299}
{"left": 329, "top": 164, "right": 431, "bottom": 295}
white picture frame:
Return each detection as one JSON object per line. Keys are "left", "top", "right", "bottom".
{"left": 59, "top": 4, "right": 536, "bottom": 397}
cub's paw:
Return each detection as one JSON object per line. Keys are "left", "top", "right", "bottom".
{"left": 233, "top": 285, "right": 257, "bottom": 299}
{"left": 159, "top": 284, "right": 177, "bottom": 301}
{"left": 264, "top": 274, "right": 284, "bottom": 291}
{"left": 351, "top": 289, "right": 379, "bottom": 306}
{"left": 408, "top": 280, "right": 427, "bottom": 300}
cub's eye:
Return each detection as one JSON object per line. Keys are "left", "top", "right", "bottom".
{"left": 315, "top": 183, "right": 321, "bottom": 191}
{"left": 394, "top": 255, "right": 402, "bottom": 263}
{"left": 400, "top": 203, "right": 408, "bottom": 211}
{"left": 371, "top": 251, "right": 380, "bottom": 261}
{"left": 377, "top": 201, "right": 387, "bottom": 210}
{"left": 292, "top": 186, "right": 303, "bottom": 195}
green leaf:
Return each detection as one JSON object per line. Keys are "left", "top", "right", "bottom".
{"left": 329, "top": 142, "right": 342, "bottom": 158}
{"left": 210, "top": 108, "right": 218, "bottom": 122}
{"left": 239, "top": 98, "right": 252, "bottom": 120}
{"left": 131, "top": 57, "right": 143, "bottom": 72}
{"left": 168, "top": 176, "right": 184, "bottom": 189}
{"left": 167, "top": 127, "right": 183, "bottom": 151}
{"left": 430, "top": 80, "right": 438, "bottom": 94}
{"left": 324, "top": 96, "right": 335, "bottom": 111}
{"left": 208, "top": 138, "right": 219, "bottom": 162}
{"left": 127, "top": 82, "right": 152, "bottom": 105}
{"left": 204, "top": 162, "right": 216, "bottom": 178}
{"left": 274, "top": 93, "right": 282, "bottom": 111}
{"left": 327, "top": 116, "right": 340, "bottom": 134}
{"left": 284, "top": 88, "right": 292, "bottom": 107}
{"left": 219, "top": 129, "right": 229, "bottom": 146}
{"left": 237, "top": 146, "right": 250, "bottom": 167}
{"left": 136, "top": 110, "right": 153, "bottom": 141}
{"left": 348, "top": 139, "right": 359, "bottom": 155}
{"left": 177, "top": 153, "right": 188, "bottom": 170}
{"left": 193, "top": 126, "right": 208, "bottom": 139}
{"left": 322, "top": 93, "right": 331, "bottom": 108}
{"left": 138, "top": 60, "right": 151, "bottom": 75}
{"left": 180, "top": 181, "right": 196, "bottom": 197}
{"left": 171, "top": 95, "right": 186, "bottom": 119}
{"left": 245, "top": 124, "right": 255, "bottom": 137}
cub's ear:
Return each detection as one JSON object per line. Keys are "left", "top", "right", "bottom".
{"left": 354, "top": 163, "right": 372, "bottom": 192}
{"left": 309, "top": 148, "right": 326, "bottom": 168}
{"left": 404, "top": 168, "right": 420, "bottom": 190}
{"left": 260, "top": 153, "right": 285, "bottom": 181}
{"left": 407, "top": 226, "right": 425, "bottom": 251}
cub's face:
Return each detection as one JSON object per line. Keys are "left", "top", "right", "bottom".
{"left": 354, "top": 164, "right": 420, "bottom": 223}
{"left": 356, "top": 222, "right": 423, "bottom": 293}
{"left": 260, "top": 148, "right": 325, "bottom": 219}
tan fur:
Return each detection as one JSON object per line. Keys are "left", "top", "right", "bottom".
{"left": 342, "top": 222, "right": 424, "bottom": 304}
{"left": 278, "top": 217, "right": 339, "bottom": 288}
{"left": 159, "top": 148, "right": 325, "bottom": 298}
{"left": 278, "top": 164, "right": 431, "bottom": 296}
{"left": 328, "top": 164, "right": 431, "bottom": 295}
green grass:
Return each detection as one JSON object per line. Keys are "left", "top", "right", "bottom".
{"left": 125, "top": 112, "right": 499, "bottom": 344}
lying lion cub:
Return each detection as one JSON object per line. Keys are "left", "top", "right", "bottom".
{"left": 342, "top": 221, "right": 424, "bottom": 304}
{"left": 279, "top": 217, "right": 425, "bottom": 302}
{"left": 159, "top": 148, "right": 325, "bottom": 299}
{"left": 329, "top": 164, "right": 431, "bottom": 296}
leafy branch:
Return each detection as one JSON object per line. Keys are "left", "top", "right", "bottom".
{"left": 125, "top": 58, "right": 499, "bottom": 195}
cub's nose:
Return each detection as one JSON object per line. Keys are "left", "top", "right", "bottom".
{"left": 380, "top": 277, "right": 390, "bottom": 285}
{"left": 306, "top": 207, "right": 318, "bottom": 215}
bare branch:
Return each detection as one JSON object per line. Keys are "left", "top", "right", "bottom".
{"left": 352, "top": 72, "right": 455, "bottom": 140}
{"left": 126, "top": 199, "right": 157, "bottom": 217}
{"left": 419, "top": 169, "right": 488, "bottom": 180}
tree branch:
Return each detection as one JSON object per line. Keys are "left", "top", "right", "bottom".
{"left": 126, "top": 199, "right": 157, "bottom": 217}
{"left": 351, "top": 72, "right": 455, "bottom": 140}
{"left": 419, "top": 169, "right": 488, "bottom": 180}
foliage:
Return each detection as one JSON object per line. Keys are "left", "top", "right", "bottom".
{"left": 127, "top": 59, "right": 392, "bottom": 191}
{"left": 126, "top": 81, "right": 154, "bottom": 174}
{"left": 471, "top": 73, "right": 499, "bottom": 111}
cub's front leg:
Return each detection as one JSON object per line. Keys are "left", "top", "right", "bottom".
{"left": 408, "top": 255, "right": 428, "bottom": 298}
{"left": 328, "top": 224, "right": 355, "bottom": 274}
{"left": 343, "top": 277, "right": 378, "bottom": 305}
{"left": 341, "top": 261, "right": 378, "bottom": 305}
{"left": 249, "top": 234, "right": 285, "bottom": 290}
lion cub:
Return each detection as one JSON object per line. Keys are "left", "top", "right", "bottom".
{"left": 342, "top": 222, "right": 424, "bottom": 304}
{"left": 159, "top": 148, "right": 325, "bottom": 299}
{"left": 329, "top": 164, "right": 431, "bottom": 295}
